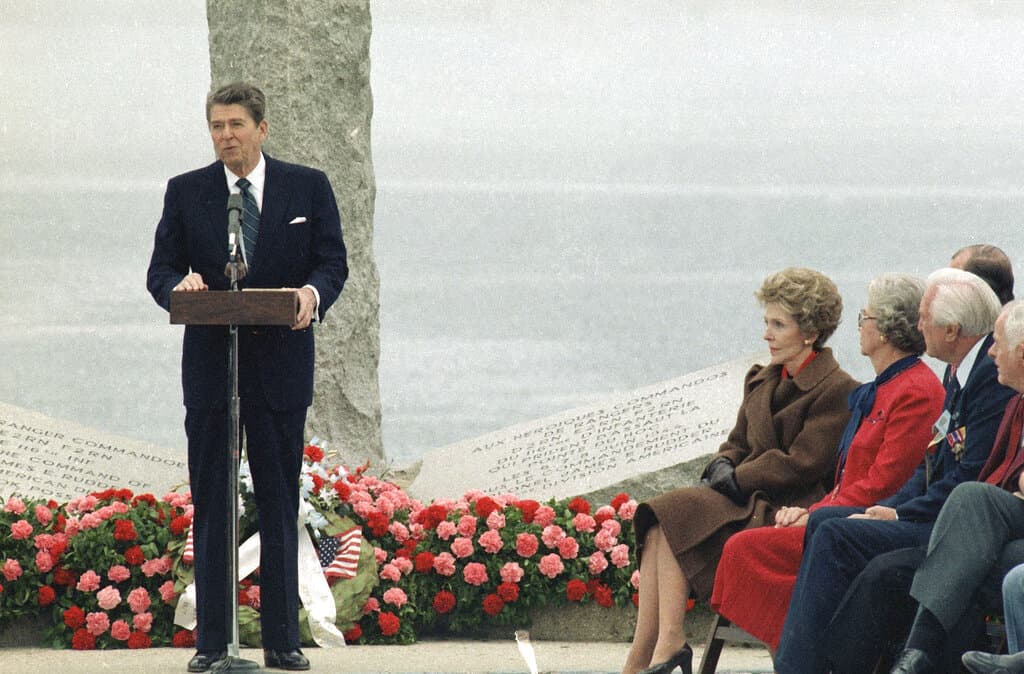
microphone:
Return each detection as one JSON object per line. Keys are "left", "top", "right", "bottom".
{"left": 225, "top": 193, "right": 247, "bottom": 280}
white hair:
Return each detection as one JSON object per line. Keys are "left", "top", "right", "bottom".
{"left": 925, "top": 267, "right": 1002, "bottom": 337}
{"left": 1002, "top": 299, "right": 1024, "bottom": 349}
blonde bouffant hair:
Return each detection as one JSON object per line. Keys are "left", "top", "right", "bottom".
{"left": 756, "top": 267, "right": 843, "bottom": 350}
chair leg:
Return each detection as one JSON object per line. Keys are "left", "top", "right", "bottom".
{"left": 697, "top": 614, "right": 727, "bottom": 674}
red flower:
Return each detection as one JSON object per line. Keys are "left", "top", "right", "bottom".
{"left": 172, "top": 629, "right": 196, "bottom": 648}
{"left": 71, "top": 628, "right": 96, "bottom": 650}
{"left": 132, "top": 493, "right": 157, "bottom": 507}
{"left": 333, "top": 480, "right": 351, "bottom": 501}
{"left": 568, "top": 497, "right": 591, "bottom": 515}
{"left": 343, "top": 625, "right": 362, "bottom": 643}
{"left": 514, "top": 500, "right": 540, "bottom": 523}
{"left": 497, "top": 582, "right": 520, "bottom": 602}
{"left": 414, "top": 551, "right": 436, "bottom": 574}
{"left": 433, "top": 590, "right": 456, "bottom": 615}
{"left": 378, "top": 611, "right": 400, "bottom": 637}
{"left": 366, "top": 512, "right": 389, "bottom": 537}
{"left": 127, "top": 631, "right": 152, "bottom": 649}
{"left": 114, "top": 519, "right": 138, "bottom": 542}
{"left": 311, "top": 474, "right": 325, "bottom": 494}
{"left": 63, "top": 605, "right": 86, "bottom": 629}
{"left": 610, "top": 492, "right": 630, "bottom": 511}
{"left": 170, "top": 515, "right": 191, "bottom": 536}
{"left": 566, "top": 578, "right": 589, "bottom": 602}
{"left": 38, "top": 585, "right": 56, "bottom": 606}
{"left": 50, "top": 539, "right": 67, "bottom": 559}
{"left": 55, "top": 513, "right": 67, "bottom": 532}
{"left": 482, "top": 593, "right": 505, "bottom": 616}
{"left": 414, "top": 504, "right": 449, "bottom": 530}
{"left": 686, "top": 598, "right": 696, "bottom": 611}
{"left": 474, "top": 496, "right": 501, "bottom": 518}
{"left": 632, "top": 592, "right": 640, "bottom": 607}
{"left": 124, "top": 545, "right": 145, "bottom": 566}
{"left": 304, "top": 445, "right": 325, "bottom": 463}
{"left": 54, "top": 566, "right": 77, "bottom": 587}
{"left": 593, "top": 583, "right": 613, "bottom": 608}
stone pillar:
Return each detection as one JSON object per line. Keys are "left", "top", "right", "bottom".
{"left": 207, "top": 0, "right": 383, "bottom": 467}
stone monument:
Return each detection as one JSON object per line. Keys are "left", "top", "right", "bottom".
{"left": 206, "top": 0, "right": 383, "bottom": 467}
{"left": 408, "top": 354, "right": 763, "bottom": 505}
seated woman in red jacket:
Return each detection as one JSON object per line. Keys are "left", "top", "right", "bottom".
{"left": 709, "top": 273, "right": 945, "bottom": 653}
{"left": 622, "top": 268, "right": 859, "bottom": 674}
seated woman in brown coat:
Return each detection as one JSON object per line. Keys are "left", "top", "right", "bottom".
{"left": 622, "top": 267, "right": 858, "bottom": 674}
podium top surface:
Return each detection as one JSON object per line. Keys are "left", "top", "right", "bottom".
{"left": 169, "top": 289, "right": 298, "bottom": 326}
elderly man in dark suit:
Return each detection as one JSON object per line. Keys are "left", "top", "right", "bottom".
{"left": 772, "top": 268, "right": 1015, "bottom": 674}
{"left": 886, "top": 299, "right": 1024, "bottom": 672}
{"left": 147, "top": 82, "right": 347, "bottom": 672}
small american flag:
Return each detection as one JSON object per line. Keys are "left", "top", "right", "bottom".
{"left": 318, "top": 526, "right": 362, "bottom": 580}
{"left": 183, "top": 526, "right": 195, "bottom": 564}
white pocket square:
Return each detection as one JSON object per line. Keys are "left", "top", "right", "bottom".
{"left": 289, "top": 216, "right": 308, "bottom": 224}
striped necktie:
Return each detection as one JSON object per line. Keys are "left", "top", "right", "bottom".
{"left": 236, "top": 178, "right": 260, "bottom": 268}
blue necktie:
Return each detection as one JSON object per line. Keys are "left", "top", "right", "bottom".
{"left": 236, "top": 178, "right": 260, "bottom": 268}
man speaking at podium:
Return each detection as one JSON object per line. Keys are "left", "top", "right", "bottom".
{"left": 147, "top": 82, "right": 347, "bottom": 672}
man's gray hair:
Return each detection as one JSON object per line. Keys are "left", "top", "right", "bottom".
{"left": 926, "top": 267, "right": 1002, "bottom": 337}
{"left": 1002, "top": 299, "right": 1024, "bottom": 349}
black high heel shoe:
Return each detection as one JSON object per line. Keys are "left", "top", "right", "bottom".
{"left": 638, "top": 643, "right": 693, "bottom": 674}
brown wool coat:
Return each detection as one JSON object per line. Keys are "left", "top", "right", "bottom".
{"left": 635, "top": 347, "right": 858, "bottom": 598}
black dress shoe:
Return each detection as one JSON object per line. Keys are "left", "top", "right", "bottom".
{"left": 890, "top": 648, "right": 935, "bottom": 674}
{"left": 188, "top": 649, "right": 227, "bottom": 673}
{"left": 264, "top": 648, "right": 310, "bottom": 671}
{"left": 638, "top": 644, "right": 693, "bottom": 674}
{"left": 963, "top": 649, "right": 1024, "bottom": 674}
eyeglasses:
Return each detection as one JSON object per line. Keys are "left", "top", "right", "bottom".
{"left": 857, "top": 310, "right": 878, "bottom": 328}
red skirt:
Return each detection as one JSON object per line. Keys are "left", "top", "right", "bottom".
{"left": 709, "top": 524, "right": 805, "bottom": 649}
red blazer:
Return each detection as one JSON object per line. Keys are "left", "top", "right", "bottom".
{"left": 810, "top": 359, "right": 945, "bottom": 511}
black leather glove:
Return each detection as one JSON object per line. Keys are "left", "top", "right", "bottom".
{"left": 701, "top": 457, "right": 745, "bottom": 505}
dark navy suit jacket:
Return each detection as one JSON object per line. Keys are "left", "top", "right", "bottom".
{"left": 146, "top": 155, "right": 348, "bottom": 410}
{"left": 879, "top": 334, "right": 1014, "bottom": 521}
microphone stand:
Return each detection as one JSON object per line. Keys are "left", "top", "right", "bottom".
{"left": 219, "top": 232, "right": 259, "bottom": 673}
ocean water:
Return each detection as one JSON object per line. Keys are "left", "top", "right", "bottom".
{"left": 3, "top": 183, "right": 1024, "bottom": 465}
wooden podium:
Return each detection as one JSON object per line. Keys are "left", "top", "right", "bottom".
{"left": 169, "top": 288, "right": 298, "bottom": 672}
{"left": 170, "top": 289, "right": 298, "bottom": 326}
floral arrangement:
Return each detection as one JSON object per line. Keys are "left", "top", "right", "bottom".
{"left": 0, "top": 444, "right": 641, "bottom": 649}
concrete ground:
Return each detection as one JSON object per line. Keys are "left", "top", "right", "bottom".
{"left": 0, "top": 640, "right": 773, "bottom": 673}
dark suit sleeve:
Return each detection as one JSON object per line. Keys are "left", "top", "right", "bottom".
{"left": 146, "top": 177, "right": 190, "bottom": 312}
{"left": 304, "top": 170, "right": 347, "bottom": 321}
{"left": 889, "top": 357, "right": 1014, "bottom": 521}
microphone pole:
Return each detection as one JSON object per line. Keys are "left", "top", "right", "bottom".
{"left": 222, "top": 192, "right": 260, "bottom": 672}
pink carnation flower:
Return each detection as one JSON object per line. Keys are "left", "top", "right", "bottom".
{"left": 33, "top": 533, "right": 55, "bottom": 551}
{"left": 108, "top": 565, "right": 131, "bottom": 583}
{"left": 463, "top": 562, "right": 488, "bottom": 586}
{"left": 594, "top": 505, "right": 617, "bottom": 522}
{"left": 433, "top": 552, "right": 457, "bottom": 577}
{"left": 541, "top": 525, "right": 566, "bottom": 549}
{"left": 77, "top": 569, "right": 100, "bottom": 592}
{"left": 4, "top": 497, "right": 25, "bottom": 514}
{"left": 457, "top": 515, "right": 478, "bottom": 536}
{"left": 572, "top": 512, "right": 597, "bottom": 533}
{"left": 383, "top": 587, "right": 408, "bottom": 608}
{"left": 33, "top": 504, "right": 52, "bottom": 525}
{"left": 394, "top": 557, "right": 413, "bottom": 575}
{"left": 2, "top": 559, "right": 23, "bottom": 581}
{"left": 133, "top": 612, "right": 153, "bottom": 633}
{"left": 79, "top": 513, "right": 102, "bottom": 530}
{"left": 361, "top": 597, "right": 380, "bottom": 614}
{"left": 111, "top": 620, "right": 131, "bottom": 641}
{"left": 618, "top": 499, "right": 638, "bottom": 520}
{"left": 515, "top": 533, "right": 539, "bottom": 558}
{"left": 10, "top": 519, "right": 33, "bottom": 540}
{"left": 435, "top": 520, "right": 458, "bottom": 540}
{"left": 86, "top": 611, "right": 110, "bottom": 636}
{"left": 97, "top": 586, "right": 122, "bottom": 611}
{"left": 35, "top": 550, "right": 54, "bottom": 573}
{"left": 588, "top": 551, "right": 609, "bottom": 575}
{"left": 533, "top": 505, "right": 556, "bottom": 527}
{"left": 374, "top": 547, "right": 388, "bottom": 564}
{"left": 558, "top": 536, "right": 580, "bottom": 560}
{"left": 486, "top": 511, "right": 506, "bottom": 530}
{"left": 450, "top": 536, "right": 475, "bottom": 559}
{"left": 500, "top": 562, "right": 524, "bottom": 584}
{"left": 388, "top": 521, "right": 410, "bottom": 542}
{"left": 380, "top": 563, "right": 402, "bottom": 582}
{"left": 141, "top": 557, "right": 172, "bottom": 578}
{"left": 128, "top": 587, "right": 151, "bottom": 613}
{"left": 111, "top": 502, "right": 129, "bottom": 514}
{"left": 159, "top": 580, "right": 177, "bottom": 603}
{"left": 601, "top": 519, "right": 622, "bottom": 537}
{"left": 631, "top": 569, "right": 641, "bottom": 589}
{"left": 595, "top": 529, "right": 617, "bottom": 552}
{"left": 538, "top": 553, "right": 564, "bottom": 579}
{"left": 478, "top": 530, "right": 504, "bottom": 554}
{"left": 610, "top": 543, "right": 631, "bottom": 568}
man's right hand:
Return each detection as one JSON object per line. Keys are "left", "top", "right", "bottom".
{"left": 174, "top": 273, "right": 208, "bottom": 292}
